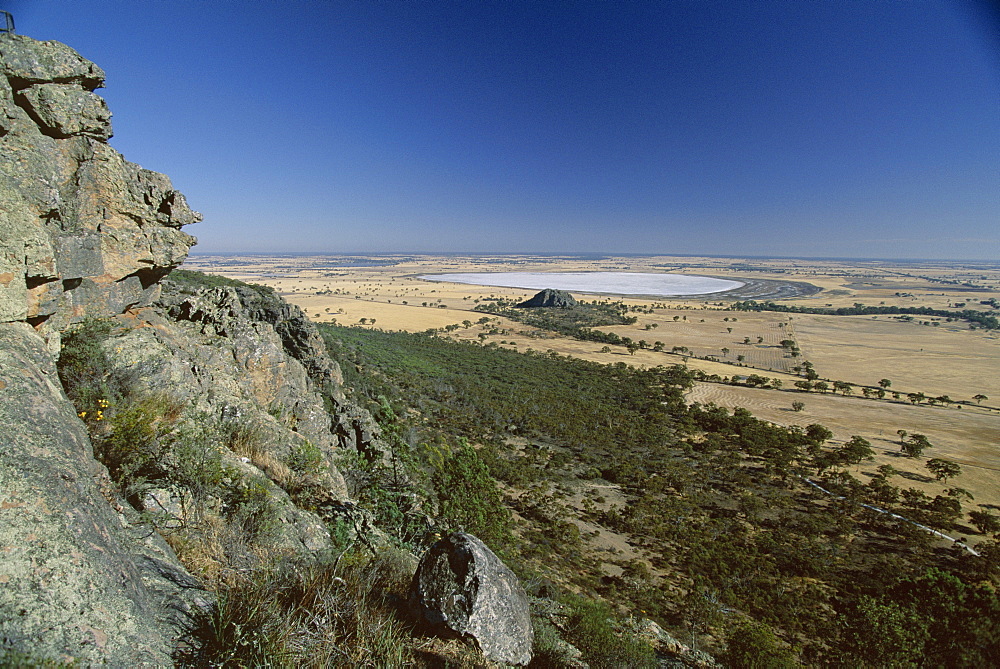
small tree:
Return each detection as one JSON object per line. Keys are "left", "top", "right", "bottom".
{"left": 925, "top": 458, "right": 961, "bottom": 482}
{"left": 969, "top": 509, "right": 1000, "bottom": 535}
{"left": 833, "top": 381, "right": 854, "bottom": 395}
{"left": 879, "top": 378, "right": 892, "bottom": 389}
{"left": 973, "top": 394, "right": 988, "bottom": 404}
{"left": 791, "top": 401, "right": 805, "bottom": 412}
{"left": 839, "top": 436, "right": 875, "bottom": 466}
{"left": 876, "top": 464, "right": 897, "bottom": 479}
{"left": 901, "top": 433, "right": 931, "bottom": 458}
{"left": 725, "top": 620, "right": 798, "bottom": 668}
{"left": 806, "top": 424, "right": 833, "bottom": 445}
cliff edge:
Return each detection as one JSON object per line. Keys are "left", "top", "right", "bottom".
{"left": 0, "top": 33, "right": 377, "bottom": 665}
{"left": 0, "top": 32, "right": 198, "bottom": 350}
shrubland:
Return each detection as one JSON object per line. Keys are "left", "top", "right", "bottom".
{"left": 319, "top": 321, "right": 1000, "bottom": 666}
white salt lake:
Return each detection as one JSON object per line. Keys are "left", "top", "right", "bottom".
{"left": 419, "top": 272, "right": 744, "bottom": 297}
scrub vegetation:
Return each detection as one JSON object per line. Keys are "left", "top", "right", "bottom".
{"left": 319, "top": 321, "right": 1000, "bottom": 665}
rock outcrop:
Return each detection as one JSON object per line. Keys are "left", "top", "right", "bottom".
{"left": 0, "top": 322, "right": 210, "bottom": 666}
{"left": 410, "top": 532, "right": 533, "bottom": 665}
{"left": 0, "top": 32, "right": 198, "bottom": 351}
{"left": 0, "top": 30, "right": 398, "bottom": 666}
{"left": 0, "top": 33, "right": 210, "bottom": 665}
{"left": 517, "top": 288, "right": 578, "bottom": 308}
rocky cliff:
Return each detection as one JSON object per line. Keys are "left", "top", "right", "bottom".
{"left": 0, "top": 33, "right": 378, "bottom": 665}
{"left": 0, "top": 33, "right": 198, "bottom": 351}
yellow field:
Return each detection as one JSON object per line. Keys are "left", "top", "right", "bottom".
{"left": 184, "top": 253, "right": 1000, "bottom": 538}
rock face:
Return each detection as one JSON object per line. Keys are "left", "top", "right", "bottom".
{"left": 158, "top": 280, "right": 383, "bottom": 458}
{"left": 0, "top": 33, "right": 209, "bottom": 665}
{"left": 517, "top": 288, "right": 577, "bottom": 308}
{"left": 410, "top": 532, "right": 533, "bottom": 665}
{"left": 0, "top": 32, "right": 392, "bottom": 665}
{"left": 0, "top": 32, "right": 198, "bottom": 350}
{"left": 0, "top": 323, "right": 209, "bottom": 665}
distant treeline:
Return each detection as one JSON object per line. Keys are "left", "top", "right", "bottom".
{"left": 730, "top": 300, "right": 999, "bottom": 330}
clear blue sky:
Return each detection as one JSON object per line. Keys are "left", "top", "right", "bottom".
{"left": 11, "top": 0, "right": 1000, "bottom": 260}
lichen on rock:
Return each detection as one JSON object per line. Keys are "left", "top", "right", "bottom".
{"left": 0, "top": 32, "right": 198, "bottom": 349}
{"left": 410, "top": 532, "right": 534, "bottom": 665}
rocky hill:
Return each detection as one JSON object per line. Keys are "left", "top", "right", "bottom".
{"left": 0, "top": 32, "right": 394, "bottom": 665}
{"left": 517, "top": 288, "right": 578, "bottom": 308}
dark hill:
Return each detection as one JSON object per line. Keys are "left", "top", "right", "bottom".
{"left": 516, "top": 288, "right": 577, "bottom": 308}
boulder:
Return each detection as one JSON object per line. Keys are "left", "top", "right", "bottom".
{"left": 410, "top": 532, "right": 533, "bottom": 665}
{"left": 517, "top": 288, "right": 577, "bottom": 308}
{"left": 0, "top": 33, "right": 106, "bottom": 89}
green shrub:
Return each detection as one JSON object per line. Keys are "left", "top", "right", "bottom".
{"left": 225, "top": 476, "right": 279, "bottom": 541}
{"left": 724, "top": 619, "right": 798, "bottom": 668}
{"left": 560, "top": 596, "right": 656, "bottom": 669}
{"left": 58, "top": 318, "right": 122, "bottom": 416}
{"left": 98, "top": 394, "right": 184, "bottom": 502}
{"left": 430, "top": 439, "right": 512, "bottom": 552}
{"left": 288, "top": 439, "right": 325, "bottom": 477}
{"left": 0, "top": 646, "right": 73, "bottom": 668}
{"left": 170, "top": 421, "right": 229, "bottom": 514}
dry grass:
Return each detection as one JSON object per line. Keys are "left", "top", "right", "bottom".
{"left": 686, "top": 382, "right": 1000, "bottom": 540}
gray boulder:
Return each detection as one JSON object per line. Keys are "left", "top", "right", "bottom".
{"left": 0, "top": 33, "right": 106, "bottom": 89}
{"left": 410, "top": 532, "right": 533, "bottom": 665}
{"left": 517, "top": 288, "right": 578, "bottom": 308}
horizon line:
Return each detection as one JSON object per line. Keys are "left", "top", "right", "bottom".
{"left": 185, "top": 251, "right": 1000, "bottom": 265}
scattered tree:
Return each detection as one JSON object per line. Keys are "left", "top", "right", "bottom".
{"left": 925, "top": 458, "right": 961, "bottom": 483}
{"left": 839, "top": 436, "right": 875, "bottom": 466}
{"left": 901, "top": 434, "right": 931, "bottom": 458}
{"left": 969, "top": 509, "right": 1000, "bottom": 535}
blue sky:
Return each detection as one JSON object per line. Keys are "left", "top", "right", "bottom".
{"left": 11, "top": 1, "right": 1000, "bottom": 259}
